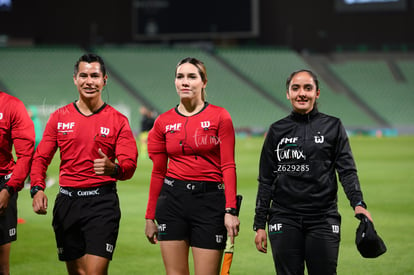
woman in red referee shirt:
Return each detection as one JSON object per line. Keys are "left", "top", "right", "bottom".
{"left": 145, "top": 57, "right": 240, "bottom": 275}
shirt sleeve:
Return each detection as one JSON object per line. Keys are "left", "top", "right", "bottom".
{"left": 113, "top": 117, "right": 138, "bottom": 181}
{"left": 334, "top": 121, "right": 365, "bottom": 208}
{"left": 145, "top": 118, "right": 168, "bottom": 219}
{"left": 253, "top": 126, "right": 277, "bottom": 231}
{"left": 7, "top": 100, "right": 35, "bottom": 191}
{"left": 30, "top": 113, "right": 58, "bottom": 189}
{"left": 218, "top": 109, "right": 237, "bottom": 209}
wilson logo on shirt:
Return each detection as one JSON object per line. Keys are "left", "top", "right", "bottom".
{"left": 100, "top": 127, "right": 110, "bottom": 136}
{"left": 314, "top": 132, "right": 325, "bottom": 144}
{"left": 200, "top": 121, "right": 210, "bottom": 129}
{"left": 0, "top": 113, "right": 3, "bottom": 120}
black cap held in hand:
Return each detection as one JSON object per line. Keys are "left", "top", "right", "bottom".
{"left": 355, "top": 213, "right": 387, "bottom": 258}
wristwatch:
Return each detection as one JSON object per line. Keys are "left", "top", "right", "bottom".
{"left": 30, "top": 186, "right": 44, "bottom": 198}
{"left": 112, "top": 164, "right": 120, "bottom": 177}
{"left": 2, "top": 184, "right": 15, "bottom": 196}
{"left": 224, "top": 208, "right": 238, "bottom": 216}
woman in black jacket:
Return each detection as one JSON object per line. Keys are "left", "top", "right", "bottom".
{"left": 253, "top": 69, "right": 373, "bottom": 275}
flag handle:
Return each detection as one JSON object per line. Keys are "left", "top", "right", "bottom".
{"left": 220, "top": 195, "right": 242, "bottom": 275}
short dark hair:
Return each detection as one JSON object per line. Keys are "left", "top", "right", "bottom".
{"left": 74, "top": 53, "right": 106, "bottom": 76}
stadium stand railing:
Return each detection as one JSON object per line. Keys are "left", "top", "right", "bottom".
{"left": 328, "top": 56, "right": 414, "bottom": 128}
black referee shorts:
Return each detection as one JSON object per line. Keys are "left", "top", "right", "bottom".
{"left": 0, "top": 175, "right": 17, "bottom": 246}
{"left": 52, "top": 183, "right": 121, "bottom": 261}
{"left": 155, "top": 177, "right": 227, "bottom": 250}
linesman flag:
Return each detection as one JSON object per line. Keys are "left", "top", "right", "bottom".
{"left": 220, "top": 195, "right": 242, "bottom": 275}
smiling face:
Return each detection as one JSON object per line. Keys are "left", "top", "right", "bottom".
{"left": 175, "top": 62, "right": 207, "bottom": 103}
{"left": 286, "top": 71, "right": 320, "bottom": 114}
{"left": 73, "top": 61, "right": 107, "bottom": 101}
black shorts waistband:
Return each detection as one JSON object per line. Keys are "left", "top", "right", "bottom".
{"left": 164, "top": 177, "right": 223, "bottom": 194}
{"left": 59, "top": 183, "right": 116, "bottom": 198}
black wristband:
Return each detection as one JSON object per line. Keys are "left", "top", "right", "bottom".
{"left": 30, "top": 186, "right": 44, "bottom": 198}
{"left": 253, "top": 225, "right": 265, "bottom": 232}
{"left": 224, "top": 208, "right": 238, "bottom": 216}
{"left": 112, "top": 164, "right": 120, "bottom": 177}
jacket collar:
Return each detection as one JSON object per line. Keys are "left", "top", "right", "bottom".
{"left": 290, "top": 108, "right": 319, "bottom": 122}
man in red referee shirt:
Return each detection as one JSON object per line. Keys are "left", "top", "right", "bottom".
{"left": 30, "top": 53, "right": 138, "bottom": 275}
{"left": 0, "top": 91, "right": 35, "bottom": 274}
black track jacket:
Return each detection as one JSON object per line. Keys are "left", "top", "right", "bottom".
{"left": 254, "top": 109, "right": 365, "bottom": 231}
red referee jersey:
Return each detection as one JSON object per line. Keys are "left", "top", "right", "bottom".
{"left": 145, "top": 103, "right": 237, "bottom": 219}
{"left": 30, "top": 102, "right": 138, "bottom": 189}
{"left": 0, "top": 92, "right": 35, "bottom": 192}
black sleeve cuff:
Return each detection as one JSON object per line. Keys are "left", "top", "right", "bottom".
{"left": 2, "top": 184, "right": 15, "bottom": 196}
{"left": 354, "top": 201, "right": 367, "bottom": 209}
{"left": 253, "top": 225, "right": 266, "bottom": 232}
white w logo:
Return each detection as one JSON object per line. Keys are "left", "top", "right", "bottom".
{"left": 100, "top": 127, "right": 110, "bottom": 136}
{"left": 201, "top": 121, "right": 210, "bottom": 129}
{"left": 314, "top": 135, "right": 324, "bottom": 144}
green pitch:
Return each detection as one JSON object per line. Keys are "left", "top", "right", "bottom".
{"left": 11, "top": 136, "right": 414, "bottom": 274}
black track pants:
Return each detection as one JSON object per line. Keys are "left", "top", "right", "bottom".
{"left": 268, "top": 214, "right": 341, "bottom": 275}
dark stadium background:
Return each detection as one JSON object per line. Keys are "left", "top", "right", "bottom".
{"left": 1, "top": 0, "right": 414, "bottom": 51}
{"left": 0, "top": 0, "right": 413, "bottom": 135}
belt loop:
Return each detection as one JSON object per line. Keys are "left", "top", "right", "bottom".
{"left": 201, "top": 181, "right": 207, "bottom": 193}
